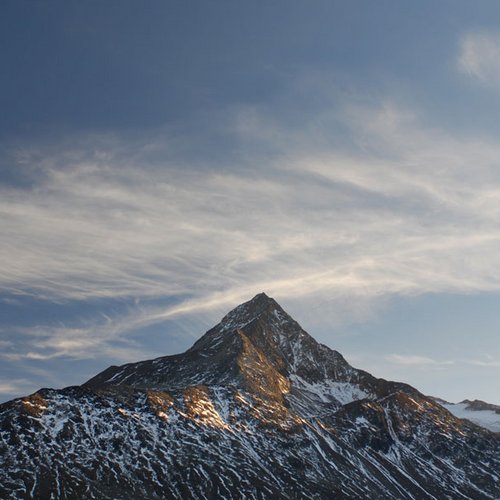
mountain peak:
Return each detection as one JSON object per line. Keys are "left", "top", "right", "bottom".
{"left": 252, "top": 291, "right": 271, "bottom": 301}
{"left": 84, "top": 294, "right": 415, "bottom": 407}
{"left": 3, "top": 294, "right": 500, "bottom": 500}
{"left": 217, "top": 292, "right": 282, "bottom": 332}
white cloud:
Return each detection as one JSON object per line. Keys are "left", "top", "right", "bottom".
{"left": 4, "top": 130, "right": 500, "bottom": 306}
{"left": 465, "top": 358, "right": 500, "bottom": 368}
{"left": 458, "top": 31, "right": 500, "bottom": 85}
{"left": 0, "top": 378, "right": 37, "bottom": 396}
{"left": 4, "top": 97, "right": 500, "bottom": 359}
{"left": 386, "top": 354, "right": 454, "bottom": 367}
{"left": 0, "top": 322, "right": 151, "bottom": 362}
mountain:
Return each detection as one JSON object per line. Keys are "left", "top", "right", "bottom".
{"left": 434, "top": 398, "right": 500, "bottom": 434}
{"left": 1, "top": 293, "right": 499, "bottom": 499}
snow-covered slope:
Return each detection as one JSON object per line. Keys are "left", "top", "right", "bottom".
{"left": 440, "top": 400, "right": 500, "bottom": 433}
{"left": 1, "top": 293, "right": 499, "bottom": 499}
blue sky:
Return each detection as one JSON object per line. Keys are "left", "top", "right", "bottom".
{"left": 1, "top": 1, "right": 500, "bottom": 404}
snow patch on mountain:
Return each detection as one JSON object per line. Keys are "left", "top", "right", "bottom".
{"left": 290, "top": 374, "right": 369, "bottom": 405}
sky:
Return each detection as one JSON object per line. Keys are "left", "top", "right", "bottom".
{"left": 1, "top": 0, "right": 500, "bottom": 404}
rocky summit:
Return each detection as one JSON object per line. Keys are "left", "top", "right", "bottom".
{"left": 1, "top": 293, "right": 499, "bottom": 499}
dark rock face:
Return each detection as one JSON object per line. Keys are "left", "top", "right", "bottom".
{"left": 1, "top": 293, "right": 499, "bottom": 499}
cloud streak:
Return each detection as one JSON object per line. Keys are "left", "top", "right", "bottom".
{"left": 3, "top": 94, "right": 500, "bottom": 360}
{"left": 386, "top": 354, "right": 454, "bottom": 367}
{"left": 458, "top": 31, "right": 500, "bottom": 86}
{"left": 0, "top": 378, "right": 40, "bottom": 396}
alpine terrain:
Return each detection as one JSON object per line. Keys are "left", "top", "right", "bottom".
{"left": 432, "top": 398, "right": 500, "bottom": 434}
{"left": 1, "top": 293, "right": 499, "bottom": 499}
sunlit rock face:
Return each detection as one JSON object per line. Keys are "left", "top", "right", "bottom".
{"left": 1, "top": 293, "right": 499, "bottom": 499}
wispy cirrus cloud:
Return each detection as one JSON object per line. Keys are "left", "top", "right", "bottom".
{"left": 465, "top": 358, "right": 500, "bottom": 368}
{"left": 386, "top": 354, "right": 454, "bottom": 367}
{"left": 0, "top": 378, "right": 39, "bottom": 396}
{"left": 3, "top": 94, "right": 500, "bottom": 361}
{"left": 4, "top": 109, "right": 500, "bottom": 303}
{"left": 386, "top": 354, "right": 500, "bottom": 369}
{"left": 458, "top": 31, "right": 500, "bottom": 86}
{"left": 0, "top": 318, "right": 162, "bottom": 363}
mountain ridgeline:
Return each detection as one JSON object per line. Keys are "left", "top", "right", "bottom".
{"left": 1, "top": 293, "right": 499, "bottom": 499}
